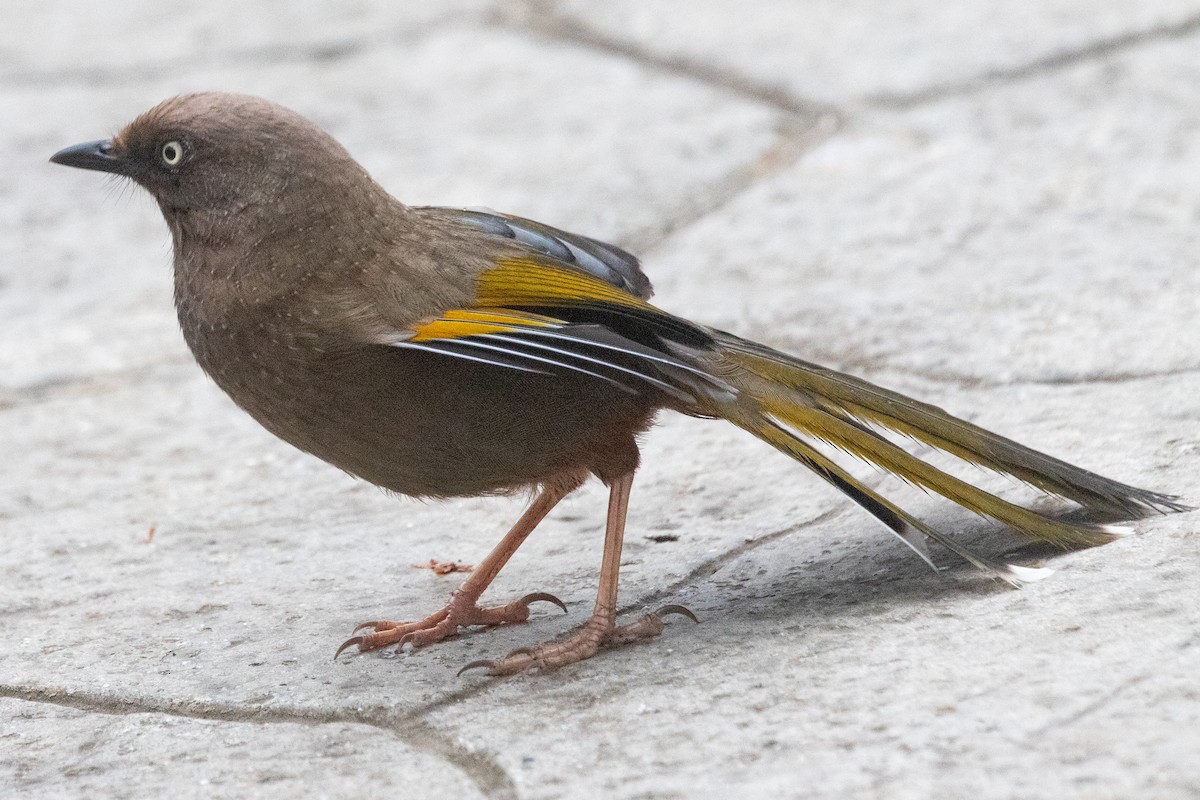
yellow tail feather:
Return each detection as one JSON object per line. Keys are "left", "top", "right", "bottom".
{"left": 703, "top": 333, "right": 1185, "bottom": 552}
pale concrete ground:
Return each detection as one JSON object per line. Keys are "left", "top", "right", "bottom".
{"left": 2, "top": 2, "right": 1199, "bottom": 797}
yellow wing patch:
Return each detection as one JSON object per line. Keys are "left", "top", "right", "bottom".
{"left": 409, "top": 308, "right": 562, "bottom": 343}
{"left": 409, "top": 257, "right": 659, "bottom": 343}
{"left": 476, "top": 257, "right": 654, "bottom": 310}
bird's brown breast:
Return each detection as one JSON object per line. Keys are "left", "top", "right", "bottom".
{"left": 176, "top": 292, "right": 657, "bottom": 497}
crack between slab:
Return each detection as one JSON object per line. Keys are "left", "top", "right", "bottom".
{"left": 618, "top": 506, "right": 845, "bottom": 613}
{"left": 4, "top": 41, "right": 368, "bottom": 88}
{"left": 622, "top": 116, "right": 841, "bottom": 256}
{"left": 0, "top": 683, "right": 518, "bottom": 800}
{"left": 491, "top": 0, "right": 848, "bottom": 257}
{"left": 1018, "top": 366, "right": 1200, "bottom": 387}
{"left": 864, "top": 12, "right": 1200, "bottom": 109}
{"left": 1029, "top": 672, "right": 1151, "bottom": 736}
{"left": 505, "top": 1, "right": 1200, "bottom": 115}
{"left": 896, "top": 364, "right": 1200, "bottom": 391}
{"left": 496, "top": 0, "right": 842, "bottom": 121}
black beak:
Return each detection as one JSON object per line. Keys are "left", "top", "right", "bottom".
{"left": 49, "top": 139, "right": 129, "bottom": 174}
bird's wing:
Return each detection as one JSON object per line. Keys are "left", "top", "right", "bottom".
{"left": 384, "top": 258, "right": 1188, "bottom": 583}
{"left": 387, "top": 256, "right": 733, "bottom": 404}
{"left": 420, "top": 207, "right": 654, "bottom": 299}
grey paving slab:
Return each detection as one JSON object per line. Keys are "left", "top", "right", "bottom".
{"left": 5, "top": 371, "right": 1191, "bottom": 797}
{"left": 647, "top": 34, "right": 1200, "bottom": 383}
{"left": 0, "top": 0, "right": 501, "bottom": 78}
{"left": 2, "top": 25, "right": 782, "bottom": 390}
{"left": 3, "top": 3, "right": 1199, "bottom": 800}
{"left": 427, "top": 375, "right": 1198, "bottom": 800}
{"left": 549, "top": 0, "right": 1200, "bottom": 105}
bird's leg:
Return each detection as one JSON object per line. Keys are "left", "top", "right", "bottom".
{"left": 459, "top": 471, "right": 697, "bottom": 676}
{"left": 335, "top": 481, "right": 577, "bottom": 659}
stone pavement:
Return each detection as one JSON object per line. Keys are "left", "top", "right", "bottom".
{"left": 2, "top": 2, "right": 1199, "bottom": 798}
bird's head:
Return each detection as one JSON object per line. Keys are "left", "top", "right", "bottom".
{"left": 50, "top": 92, "right": 383, "bottom": 237}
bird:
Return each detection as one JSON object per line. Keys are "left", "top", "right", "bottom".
{"left": 50, "top": 92, "right": 1188, "bottom": 676}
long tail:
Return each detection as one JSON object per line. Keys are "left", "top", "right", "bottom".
{"left": 693, "top": 331, "right": 1189, "bottom": 583}
{"left": 399, "top": 253, "right": 1186, "bottom": 583}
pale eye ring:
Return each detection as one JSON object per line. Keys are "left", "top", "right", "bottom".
{"left": 160, "top": 140, "right": 185, "bottom": 166}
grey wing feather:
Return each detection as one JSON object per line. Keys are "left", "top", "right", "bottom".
{"left": 431, "top": 207, "right": 653, "bottom": 300}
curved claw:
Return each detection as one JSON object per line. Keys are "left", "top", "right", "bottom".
{"left": 504, "top": 646, "right": 538, "bottom": 659}
{"left": 395, "top": 630, "right": 423, "bottom": 649}
{"left": 656, "top": 604, "right": 699, "bottom": 624}
{"left": 519, "top": 592, "right": 568, "bottom": 614}
{"left": 351, "top": 621, "right": 385, "bottom": 635}
{"left": 457, "top": 645, "right": 540, "bottom": 677}
{"left": 333, "top": 636, "right": 364, "bottom": 661}
{"left": 457, "top": 659, "right": 499, "bottom": 677}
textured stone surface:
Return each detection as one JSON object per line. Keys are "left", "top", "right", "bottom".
{"left": 0, "top": 698, "right": 484, "bottom": 800}
{"left": 3, "top": 2, "right": 1198, "bottom": 798}
{"left": 0, "top": 0, "right": 501, "bottom": 77}
{"left": 550, "top": 0, "right": 1200, "bottom": 105}
{"left": 647, "top": 34, "right": 1200, "bottom": 384}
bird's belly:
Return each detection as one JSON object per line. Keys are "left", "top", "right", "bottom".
{"left": 205, "top": 341, "right": 656, "bottom": 497}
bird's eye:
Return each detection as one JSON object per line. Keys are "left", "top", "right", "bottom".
{"left": 160, "top": 140, "right": 185, "bottom": 166}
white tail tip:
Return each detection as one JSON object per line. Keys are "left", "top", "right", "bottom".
{"left": 1002, "top": 564, "right": 1055, "bottom": 585}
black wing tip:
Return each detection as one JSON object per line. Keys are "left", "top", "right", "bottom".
{"left": 1138, "top": 493, "right": 1194, "bottom": 516}
{"left": 1078, "top": 489, "right": 1193, "bottom": 522}
{"left": 1108, "top": 485, "right": 1192, "bottom": 517}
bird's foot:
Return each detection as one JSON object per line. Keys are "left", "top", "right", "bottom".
{"left": 458, "top": 604, "right": 697, "bottom": 676}
{"left": 334, "top": 591, "right": 565, "bottom": 659}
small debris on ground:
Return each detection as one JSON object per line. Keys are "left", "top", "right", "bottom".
{"left": 411, "top": 559, "right": 474, "bottom": 575}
